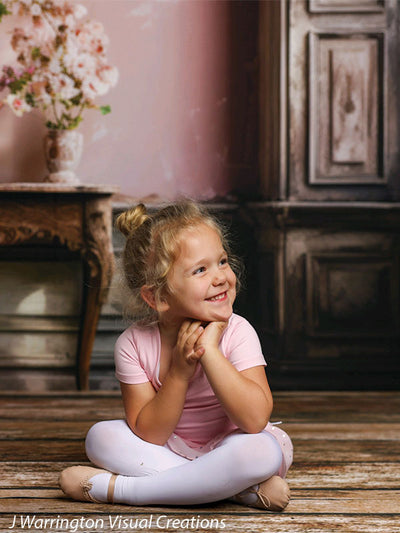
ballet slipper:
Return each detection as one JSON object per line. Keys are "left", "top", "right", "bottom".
{"left": 250, "top": 475, "right": 291, "bottom": 511}
{"left": 59, "top": 465, "right": 117, "bottom": 503}
{"left": 235, "top": 475, "right": 291, "bottom": 512}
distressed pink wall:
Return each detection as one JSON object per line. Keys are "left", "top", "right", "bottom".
{"left": 0, "top": 0, "right": 258, "bottom": 201}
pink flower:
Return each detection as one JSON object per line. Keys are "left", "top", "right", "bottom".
{"left": 73, "top": 3, "right": 87, "bottom": 20}
{"left": 30, "top": 4, "right": 42, "bottom": 16}
{"left": 98, "top": 65, "right": 119, "bottom": 88}
{"left": 69, "top": 52, "right": 96, "bottom": 79}
{"left": 5, "top": 93, "right": 32, "bottom": 116}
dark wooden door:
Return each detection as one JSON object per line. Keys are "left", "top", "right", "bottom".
{"left": 254, "top": 0, "right": 400, "bottom": 389}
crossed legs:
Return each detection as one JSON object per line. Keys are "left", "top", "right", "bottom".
{"left": 82, "top": 419, "right": 284, "bottom": 506}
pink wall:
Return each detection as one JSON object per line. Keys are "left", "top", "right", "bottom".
{"left": 0, "top": 0, "right": 258, "bottom": 202}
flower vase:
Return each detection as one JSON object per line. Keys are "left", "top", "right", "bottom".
{"left": 44, "top": 130, "right": 83, "bottom": 184}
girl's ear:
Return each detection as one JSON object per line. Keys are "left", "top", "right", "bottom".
{"left": 140, "top": 285, "right": 170, "bottom": 313}
{"left": 140, "top": 285, "right": 157, "bottom": 309}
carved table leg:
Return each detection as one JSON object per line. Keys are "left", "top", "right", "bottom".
{"left": 77, "top": 282, "right": 107, "bottom": 390}
{"left": 78, "top": 197, "right": 115, "bottom": 390}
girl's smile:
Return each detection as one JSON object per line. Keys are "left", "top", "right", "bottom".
{"left": 206, "top": 291, "right": 228, "bottom": 302}
{"left": 160, "top": 223, "right": 237, "bottom": 324}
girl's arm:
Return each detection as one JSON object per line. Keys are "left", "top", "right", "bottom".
{"left": 120, "top": 320, "right": 204, "bottom": 446}
{"left": 198, "top": 322, "right": 273, "bottom": 433}
{"left": 120, "top": 373, "right": 189, "bottom": 446}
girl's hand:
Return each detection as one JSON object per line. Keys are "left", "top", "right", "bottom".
{"left": 195, "top": 321, "right": 228, "bottom": 352}
{"left": 170, "top": 320, "right": 205, "bottom": 381}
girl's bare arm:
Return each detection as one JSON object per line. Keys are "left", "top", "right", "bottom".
{"left": 120, "top": 374, "right": 189, "bottom": 445}
{"left": 120, "top": 320, "right": 204, "bottom": 445}
{"left": 198, "top": 323, "right": 273, "bottom": 433}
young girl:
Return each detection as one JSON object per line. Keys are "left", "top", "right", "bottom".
{"left": 60, "top": 200, "right": 293, "bottom": 510}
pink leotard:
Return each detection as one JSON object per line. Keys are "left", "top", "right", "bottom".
{"left": 114, "top": 313, "right": 266, "bottom": 459}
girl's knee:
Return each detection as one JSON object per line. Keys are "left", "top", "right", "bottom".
{"left": 224, "top": 432, "right": 283, "bottom": 482}
{"left": 85, "top": 419, "right": 127, "bottom": 465}
{"left": 86, "top": 420, "right": 110, "bottom": 449}
{"left": 257, "top": 433, "right": 283, "bottom": 478}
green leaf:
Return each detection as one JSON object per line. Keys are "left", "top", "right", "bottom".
{"left": 45, "top": 120, "right": 59, "bottom": 129}
{"left": 100, "top": 105, "right": 111, "bottom": 115}
{"left": 67, "top": 115, "right": 83, "bottom": 129}
{"left": 70, "top": 94, "right": 82, "bottom": 106}
{"left": 8, "top": 78, "right": 27, "bottom": 93}
{"left": 31, "top": 47, "right": 41, "bottom": 60}
{"left": 25, "top": 93, "right": 36, "bottom": 107}
{"left": 59, "top": 112, "right": 82, "bottom": 130}
{"left": 60, "top": 99, "right": 72, "bottom": 110}
{"left": 0, "top": 3, "right": 11, "bottom": 22}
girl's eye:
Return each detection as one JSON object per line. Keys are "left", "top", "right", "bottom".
{"left": 220, "top": 257, "right": 228, "bottom": 266}
{"left": 193, "top": 266, "right": 205, "bottom": 275}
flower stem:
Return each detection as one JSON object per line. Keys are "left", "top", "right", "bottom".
{"left": 51, "top": 99, "right": 61, "bottom": 128}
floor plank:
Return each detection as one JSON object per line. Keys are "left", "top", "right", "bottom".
{"left": 2, "top": 461, "right": 399, "bottom": 489}
{"left": 1, "top": 488, "right": 400, "bottom": 513}
{"left": 3, "top": 421, "right": 400, "bottom": 440}
{"left": 2, "top": 438, "right": 400, "bottom": 462}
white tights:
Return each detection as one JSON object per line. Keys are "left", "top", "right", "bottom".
{"left": 85, "top": 420, "right": 283, "bottom": 506}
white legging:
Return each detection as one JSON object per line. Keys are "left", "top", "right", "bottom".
{"left": 85, "top": 420, "right": 283, "bottom": 506}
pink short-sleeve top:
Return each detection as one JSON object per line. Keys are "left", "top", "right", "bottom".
{"left": 114, "top": 313, "right": 266, "bottom": 459}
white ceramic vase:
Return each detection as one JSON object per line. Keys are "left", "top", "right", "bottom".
{"left": 44, "top": 130, "right": 83, "bottom": 184}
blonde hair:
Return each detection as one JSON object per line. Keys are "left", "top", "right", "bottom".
{"left": 115, "top": 200, "right": 242, "bottom": 324}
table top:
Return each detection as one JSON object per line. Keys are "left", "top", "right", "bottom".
{"left": 0, "top": 183, "right": 119, "bottom": 195}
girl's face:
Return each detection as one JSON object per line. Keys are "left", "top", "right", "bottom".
{"left": 162, "top": 223, "right": 237, "bottom": 324}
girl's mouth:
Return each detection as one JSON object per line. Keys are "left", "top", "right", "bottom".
{"left": 207, "top": 291, "right": 227, "bottom": 302}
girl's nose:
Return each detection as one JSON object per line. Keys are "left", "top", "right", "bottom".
{"left": 212, "top": 269, "right": 226, "bottom": 285}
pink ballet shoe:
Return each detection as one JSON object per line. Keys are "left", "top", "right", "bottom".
{"left": 59, "top": 466, "right": 117, "bottom": 503}
{"left": 235, "top": 475, "right": 291, "bottom": 512}
{"left": 251, "top": 475, "right": 291, "bottom": 511}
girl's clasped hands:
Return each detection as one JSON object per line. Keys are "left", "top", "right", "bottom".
{"left": 172, "top": 320, "right": 227, "bottom": 380}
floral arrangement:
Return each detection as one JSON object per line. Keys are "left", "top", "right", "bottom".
{"left": 0, "top": 0, "right": 118, "bottom": 130}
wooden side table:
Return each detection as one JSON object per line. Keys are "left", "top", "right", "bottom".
{"left": 0, "top": 183, "right": 118, "bottom": 390}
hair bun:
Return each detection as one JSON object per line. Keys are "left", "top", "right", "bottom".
{"left": 116, "top": 204, "right": 150, "bottom": 237}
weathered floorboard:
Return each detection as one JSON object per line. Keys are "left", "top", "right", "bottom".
{"left": 1, "top": 489, "right": 400, "bottom": 513}
{"left": 3, "top": 421, "right": 400, "bottom": 441}
{"left": 2, "top": 461, "right": 400, "bottom": 489}
{"left": 2, "top": 439, "right": 400, "bottom": 462}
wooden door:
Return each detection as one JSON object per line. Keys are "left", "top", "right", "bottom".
{"left": 255, "top": 0, "right": 400, "bottom": 389}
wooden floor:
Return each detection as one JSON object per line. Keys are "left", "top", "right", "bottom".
{"left": 1, "top": 391, "right": 400, "bottom": 533}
